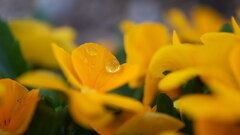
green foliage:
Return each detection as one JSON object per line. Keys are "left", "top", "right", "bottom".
{"left": 24, "top": 89, "right": 98, "bottom": 135}
{"left": 181, "top": 77, "right": 211, "bottom": 95}
{"left": 24, "top": 90, "right": 68, "bottom": 135}
{"left": 156, "top": 93, "right": 180, "bottom": 119}
{"left": 109, "top": 84, "right": 144, "bottom": 101}
{"left": 220, "top": 23, "right": 233, "bottom": 33}
{"left": 0, "top": 19, "right": 28, "bottom": 79}
{"left": 179, "top": 115, "right": 194, "bottom": 135}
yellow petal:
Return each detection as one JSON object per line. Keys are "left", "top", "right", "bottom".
{"left": 159, "top": 131, "right": 183, "bottom": 135}
{"left": 90, "top": 92, "right": 144, "bottom": 112}
{"left": 119, "top": 20, "right": 136, "bottom": 33}
{"left": 166, "top": 8, "right": 198, "bottom": 42}
{"left": 149, "top": 44, "right": 201, "bottom": 78}
{"left": 17, "top": 70, "right": 68, "bottom": 91}
{"left": 159, "top": 68, "right": 199, "bottom": 91}
{"left": 172, "top": 31, "right": 181, "bottom": 45}
{"left": 200, "top": 68, "right": 239, "bottom": 92}
{"left": 0, "top": 79, "right": 39, "bottom": 134}
{"left": 179, "top": 94, "right": 240, "bottom": 122}
{"left": 92, "top": 111, "right": 134, "bottom": 135}
{"left": 8, "top": 19, "right": 50, "bottom": 38}
{"left": 191, "top": 6, "right": 225, "bottom": 34}
{"left": 67, "top": 90, "right": 107, "bottom": 127}
{"left": 229, "top": 45, "right": 240, "bottom": 87}
{"left": 71, "top": 43, "right": 138, "bottom": 92}
{"left": 201, "top": 32, "right": 240, "bottom": 47}
{"left": 14, "top": 89, "right": 40, "bottom": 134}
{"left": 52, "top": 44, "right": 82, "bottom": 88}
{"left": 116, "top": 112, "right": 184, "bottom": 135}
{"left": 52, "top": 26, "right": 76, "bottom": 41}
{"left": 18, "top": 35, "right": 60, "bottom": 68}
{"left": 124, "top": 23, "right": 169, "bottom": 88}
{"left": 194, "top": 119, "right": 240, "bottom": 135}
{"left": 231, "top": 17, "right": 240, "bottom": 35}
{"left": 9, "top": 19, "right": 75, "bottom": 68}
{"left": 143, "top": 73, "right": 161, "bottom": 105}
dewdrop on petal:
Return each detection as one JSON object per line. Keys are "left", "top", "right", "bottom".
{"left": 106, "top": 59, "right": 120, "bottom": 73}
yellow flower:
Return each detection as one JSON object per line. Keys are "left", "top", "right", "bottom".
{"left": 177, "top": 84, "right": 240, "bottom": 135}
{"left": 0, "top": 79, "right": 39, "bottom": 135}
{"left": 166, "top": 6, "right": 226, "bottom": 42}
{"left": 124, "top": 22, "right": 170, "bottom": 88}
{"left": 8, "top": 19, "right": 76, "bottom": 68}
{"left": 18, "top": 43, "right": 144, "bottom": 128}
{"left": 150, "top": 18, "right": 240, "bottom": 135}
{"left": 149, "top": 17, "right": 240, "bottom": 93}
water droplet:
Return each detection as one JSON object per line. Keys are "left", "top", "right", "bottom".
{"left": 86, "top": 47, "right": 97, "bottom": 56}
{"left": 106, "top": 59, "right": 120, "bottom": 73}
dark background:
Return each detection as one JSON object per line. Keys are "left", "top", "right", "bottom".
{"left": 0, "top": 0, "right": 238, "bottom": 44}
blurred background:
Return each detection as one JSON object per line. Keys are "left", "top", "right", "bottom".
{"left": 0, "top": 0, "right": 238, "bottom": 45}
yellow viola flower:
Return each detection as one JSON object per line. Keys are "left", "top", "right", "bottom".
{"left": 8, "top": 19, "right": 76, "bottom": 68}
{"left": 18, "top": 43, "right": 144, "bottom": 128}
{"left": 149, "top": 20, "right": 240, "bottom": 94}
{"left": 150, "top": 18, "right": 240, "bottom": 135}
{"left": 176, "top": 82, "right": 240, "bottom": 135}
{"left": 53, "top": 42, "right": 144, "bottom": 127}
{"left": 0, "top": 79, "right": 39, "bottom": 135}
{"left": 166, "top": 6, "right": 226, "bottom": 42}
{"left": 124, "top": 22, "right": 170, "bottom": 88}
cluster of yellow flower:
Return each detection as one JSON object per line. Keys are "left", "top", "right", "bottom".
{"left": 1, "top": 5, "right": 240, "bottom": 135}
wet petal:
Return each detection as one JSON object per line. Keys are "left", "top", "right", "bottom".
{"left": 72, "top": 43, "right": 138, "bottom": 92}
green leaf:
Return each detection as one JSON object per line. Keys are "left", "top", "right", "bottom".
{"left": 220, "top": 23, "right": 233, "bottom": 33}
{"left": 109, "top": 84, "right": 144, "bottom": 101}
{"left": 0, "top": 19, "right": 28, "bottom": 79}
{"left": 24, "top": 101, "right": 68, "bottom": 135}
{"left": 156, "top": 93, "right": 179, "bottom": 119}
{"left": 179, "top": 115, "right": 194, "bottom": 135}
{"left": 181, "top": 77, "right": 211, "bottom": 96}
{"left": 24, "top": 90, "right": 68, "bottom": 135}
